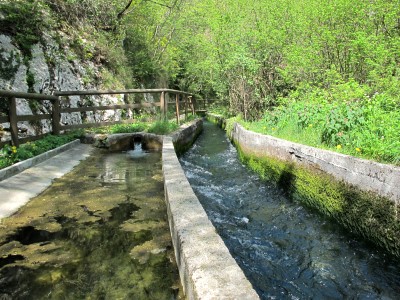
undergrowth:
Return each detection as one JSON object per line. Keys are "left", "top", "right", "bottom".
{"left": 0, "top": 131, "right": 83, "bottom": 169}
{"left": 86, "top": 119, "right": 180, "bottom": 135}
{"left": 220, "top": 80, "right": 400, "bottom": 166}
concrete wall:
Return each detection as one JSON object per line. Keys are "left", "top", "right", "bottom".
{"left": 207, "top": 114, "right": 400, "bottom": 257}
{"left": 0, "top": 139, "right": 81, "bottom": 181}
{"left": 231, "top": 123, "right": 400, "bottom": 204}
{"left": 170, "top": 119, "right": 203, "bottom": 155}
{"left": 162, "top": 130, "right": 259, "bottom": 299}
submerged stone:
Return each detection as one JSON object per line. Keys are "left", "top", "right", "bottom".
{"left": 0, "top": 149, "right": 182, "bottom": 299}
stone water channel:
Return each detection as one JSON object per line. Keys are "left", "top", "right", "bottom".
{"left": 0, "top": 145, "right": 182, "bottom": 299}
{"left": 179, "top": 121, "right": 400, "bottom": 299}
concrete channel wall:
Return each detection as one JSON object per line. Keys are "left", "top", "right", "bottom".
{"left": 0, "top": 139, "right": 81, "bottom": 181}
{"left": 231, "top": 122, "right": 400, "bottom": 204}
{"left": 207, "top": 113, "right": 400, "bottom": 257}
{"left": 162, "top": 121, "right": 260, "bottom": 299}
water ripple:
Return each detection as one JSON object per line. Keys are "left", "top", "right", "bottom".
{"left": 180, "top": 122, "right": 400, "bottom": 299}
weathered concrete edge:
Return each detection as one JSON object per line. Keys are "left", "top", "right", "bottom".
{"left": 162, "top": 140, "right": 259, "bottom": 299}
{"left": 232, "top": 123, "right": 400, "bottom": 204}
{"left": 170, "top": 119, "right": 203, "bottom": 155}
{"left": 0, "top": 139, "right": 81, "bottom": 182}
{"left": 208, "top": 113, "right": 400, "bottom": 204}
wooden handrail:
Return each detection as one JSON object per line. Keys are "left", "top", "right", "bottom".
{"left": 0, "top": 90, "right": 58, "bottom": 101}
{"left": 0, "top": 88, "right": 195, "bottom": 148}
{"left": 54, "top": 88, "right": 193, "bottom": 96}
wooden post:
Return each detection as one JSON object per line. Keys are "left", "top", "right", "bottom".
{"left": 175, "top": 93, "right": 180, "bottom": 124}
{"left": 184, "top": 95, "right": 188, "bottom": 121}
{"left": 9, "top": 97, "right": 19, "bottom": 147}
{"left": 165, "top": 92, "right": 169, "bottom": 120}
{"left": 160, "top": 91, "right": 166, "bottom": 120}
{"left": 189, "top": 96, "right": 195, "bottom": 115}
{"left": 52, "top": 96, "right": 61, "bottom": 135}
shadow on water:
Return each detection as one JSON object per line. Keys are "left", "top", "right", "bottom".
{"left": 0, "top": 147, "right": 182, "bottom": 300}
{"left": 277, "top": 164, "right": 295, "bottom": 197}
{"left": 180, "top": 121, "right": 400, "bottom": 299}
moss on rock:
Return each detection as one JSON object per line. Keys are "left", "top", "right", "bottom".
{"left": 235, "top": 137, "right": 400, "bottom": 258}
{"left": 209, "top": 114, "right": 400, "bottom": 259}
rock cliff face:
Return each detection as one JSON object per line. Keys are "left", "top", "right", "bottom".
{"left": 0, "top": 33, "right": 124, "bottom": 141}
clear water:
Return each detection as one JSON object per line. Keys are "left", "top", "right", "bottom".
{"left": 179, "top": 122, "right": 400, "bottom": 299}
{"left": 0, "top": 147, "right": 182, "bottom": 299}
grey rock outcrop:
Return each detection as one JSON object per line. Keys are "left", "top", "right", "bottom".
{"left": 0, "top": 33, "right": 124, "bottom": 142}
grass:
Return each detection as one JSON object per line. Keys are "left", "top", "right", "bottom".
{"left": 85, "top": 119, "right": 180, "bottom": 135}
{"left": 0, "top": 131, "right": 83, "bottom": 169}
{"left": 235, "top": 114, "right": 400, "bottom": 166}
{"left": 211, "top": 81, "right": 400, "bottom": 166}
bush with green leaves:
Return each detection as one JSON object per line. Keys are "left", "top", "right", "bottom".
{"left": 0, "top": 131, "right": 83, "bottom": 169}
{"left": 110, "top": 123, "right": 148, "bottom": 134}
{"left": 242, "top": 80, "right": 400, "bottom": 165}
{"left": 147, "top": 120, "right": 179, "bottom": 135}
{"left": 0, "top": 0, "right": 54, "bottom": 56}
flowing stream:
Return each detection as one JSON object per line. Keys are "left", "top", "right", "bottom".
{"left": 179, "top": 121, "right": 400, "bottom": 299}
{"left": 0, "top": 145, "right": 181, "bottom": 299}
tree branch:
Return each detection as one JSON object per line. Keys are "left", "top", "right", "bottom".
{"left": 117, "top": 0, "right": 175, "bottom": 20}
{"left": 117, "top": 0, "right": 136, "bottom": 19}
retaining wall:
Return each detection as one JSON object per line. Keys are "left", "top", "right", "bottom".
{"left": 208, "top": 114, "right": 400, "bottom": 258}
{"left": 162, "top": 121, "right": 259, "bottom": 299}
{"left": 232, "top": 123, "right": 400, "bottom": 203}
{"left": 0, "top": 139, "right": 81, "bottom": 181}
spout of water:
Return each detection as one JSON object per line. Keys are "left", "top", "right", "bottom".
{"left": 127, "top": 142, "right": 147, "bottom": 158}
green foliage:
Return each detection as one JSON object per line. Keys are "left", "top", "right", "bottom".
{"left": 147, "top": 120, "right": 179, "bottom": 135}
{"left": 321, "top": 104, "right": 365, "bottom": 147}
{"left": 160, "top": 0, "right": 400, "bottom": 123}
{"left": 0, "top": 131, "right": 83, "bottom": 169}
{"left": 243, "top": 80, "right": 400, "bottom": 165}
{"left": 26, "top": 70, "right": 36, "bottom": 93}
{"left": 0, "top": 49, "right": 21, "bottom": 81}
{"left": 0, "top": 145, "right": 18, "bottom": 169}
{"left": 1, "top": 0, "right": 398, "bottom": 165}
{"left": 0, "top": 0, "right": 54, "bottom": 56}
{"left": 44, "top": 0, "right": 121, "bottom": 29}
{"left": 110, "top": 123, "right": 147, "bottom": 134}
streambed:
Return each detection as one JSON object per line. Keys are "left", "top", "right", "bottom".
{"left": 179, "top": 122, "right": 400, "bottom": 299}
{"left": 0, "top": 147, "right": 181, "bottom": 299}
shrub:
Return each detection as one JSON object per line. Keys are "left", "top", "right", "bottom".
{"left": 110, "top": 123, "right": 147, "bottom": 134}
{"left": 147, "top": 120, "right": 179, "bottom": 135}
{"left": 0, "top": 131, "right": 83, "bottom": 169}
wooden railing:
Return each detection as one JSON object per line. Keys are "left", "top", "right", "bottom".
{"left": 196, "top": 98, "right": 226, "bottom": 111}
{"left": 0, "top": 89, "right": 195, "bottom": 147}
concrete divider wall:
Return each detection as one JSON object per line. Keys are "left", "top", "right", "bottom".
{"left": 170, "top": 119, "right": 203, "bottom": 156}
{"left": 231, "top": 122, "right": 400, "bottom": 204}
{"left": 207, "top": 113, "right": 400, "bottom": 257}
{"left": 162, "top": 126, "right": 260, "bottom": 299}
{"left": 0, "top": 139, "right": 81, "bottom": 182}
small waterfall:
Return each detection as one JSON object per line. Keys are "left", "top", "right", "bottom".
{"left": 127, "top": 142, "right": 147, "bottom": 158}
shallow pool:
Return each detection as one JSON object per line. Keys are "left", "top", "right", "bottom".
{"left": 0, "top": 147, "right": 182, "bottom": 299}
